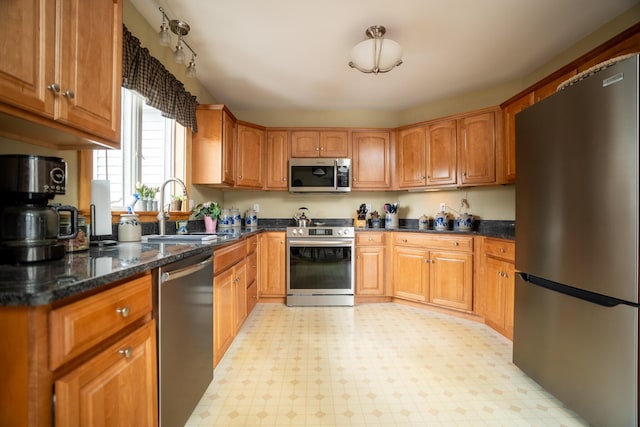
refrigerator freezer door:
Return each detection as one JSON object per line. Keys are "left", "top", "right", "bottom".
{"left": 515, "top": 55, "right": 639, "bottom": 304}
{"left": 513, "top": 276, "right": 638, "bottom": 427}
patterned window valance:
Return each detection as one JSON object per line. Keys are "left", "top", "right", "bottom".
{"left": 122, "top": 25, "right": 198, "bottom": 132}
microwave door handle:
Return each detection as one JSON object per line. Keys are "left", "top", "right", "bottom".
{"left": 334, "top": 161, "right": 338, "bottom": 190}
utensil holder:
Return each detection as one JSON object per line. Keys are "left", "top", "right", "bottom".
{"left": 385, "top": 213, "right": 399, "bottom": 229}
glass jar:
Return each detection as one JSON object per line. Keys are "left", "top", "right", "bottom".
{"left": 64, "top": 215, "right": 90, "bottom": 252}
{"left": 118, "top": 214, "right": 141, "bottom": 242}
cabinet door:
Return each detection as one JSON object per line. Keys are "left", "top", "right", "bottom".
{"left": 214, "top": 268, "right": 235, "bottom": 366}
{"left": 483, "top": 256, "right": 507, "bottom": 332}
{"left": 0, "top": 0, "right": 55, "bottom": 116}
{"left": 222, "top": 109, "right": 236, "bottom": 185}
{"left": 266, "top": 130, "right": 289, "bottom": 189}
{"left": 355, "top": 246, "right": 386, "bottom": 295}
{"left": 503, "top": 261, "right": 515, "bottom": 339}
{"left": 57, "top": 0, "right": 122, "bottom": 142}
{"left": 234, "top": 262, "right": 247, "bottom": 332}
{"left": 320, "top": 131, "right": 349, "bottom": 157}
{"left": 393, "top": 246, "right": 429, "bottom": 301}
{"left": 352, "top": 131, "right": 391, "bottom": 189}
{"left": 502, "top": 94, "right": 534, "bottom": 183}
{"left": 429, "top": 251, "right": 473, "bottom": 311}
{"left": 236, "top": 124, "right": 265, "bottom": 188}
{"left": 458, "top": 112, "right": 496, "bottom": 185}
{"left": 290, "top": 131, "right": 320, "bottom": 157}
{"left": 55, "top": 321, "right": 158, "bottom": 427}
{"left": 396, "top": 126, "right": 427, "bottom": 188}
{"left": 259, "top": 232, "right": 286, "bottom": 297}
{"left": 426, "top": 120, "right": 457, "bottom": 186}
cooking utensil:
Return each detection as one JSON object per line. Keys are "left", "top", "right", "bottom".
{"left": 293, "top": 207, "right": 312, "bottom": 227}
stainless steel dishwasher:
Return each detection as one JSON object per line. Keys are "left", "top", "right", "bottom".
{"left": 156, "top": 251, "right": 213, "bottom": 427}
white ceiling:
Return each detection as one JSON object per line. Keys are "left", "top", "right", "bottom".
{"left": 129, "top": 0, "right": 638, "bottom": 112}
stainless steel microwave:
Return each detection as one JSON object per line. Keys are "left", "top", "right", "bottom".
{"left": 289, "top": 158, "right": 351, "bottom": 192}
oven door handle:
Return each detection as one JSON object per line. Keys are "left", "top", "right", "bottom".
{"left": 288, "top": 239, "right": 353, "bottom": 247}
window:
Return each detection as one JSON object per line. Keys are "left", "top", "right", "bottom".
{"left": 93, "top": 88, "right": 182, "bottom": 209}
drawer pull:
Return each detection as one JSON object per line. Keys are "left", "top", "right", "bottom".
{"left": 119, "top": 346, "right": 133, "bottom": 359}
{"left": 402, "top": 239, "right": 408, "bottom": 243}
{"left": 47, "top": 83, "right": 60, "bottom": 93}
{"left": 499, "top": 248, "right": 505, "bottom": 253}
{"left": 116, "top": 306, "right": 130, "bottom": 318}
{"left": 453, "top": 242, "right": 459, "bottom": 246}
{"left": 62, "top": 90, "right": 75, "bottom": 99}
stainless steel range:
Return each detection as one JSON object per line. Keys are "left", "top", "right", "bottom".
{"left": 286, "top": 226, "right": 354, "bottom": 306}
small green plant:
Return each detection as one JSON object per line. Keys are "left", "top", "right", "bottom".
{"left": 192, "top": 201, "right": 221, "bottom": 219}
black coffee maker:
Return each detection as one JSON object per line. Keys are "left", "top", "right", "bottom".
{"left": 0, "top": 154, "right": 78, "bottom": 263}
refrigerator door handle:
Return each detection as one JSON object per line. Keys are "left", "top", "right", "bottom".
{"left": 519, "top": 272, "right": 640, "bottom": 308}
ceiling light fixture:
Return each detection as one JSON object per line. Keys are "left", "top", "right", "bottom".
{"left": 349, "top": 25, "right": 403, "bottom": 75}
{"left": 157, "top": 7, "right": 198, "bottom": 77}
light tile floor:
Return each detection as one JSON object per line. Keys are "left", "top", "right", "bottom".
{"left": 186, "top": 303, "right": 588, "bottom": 426}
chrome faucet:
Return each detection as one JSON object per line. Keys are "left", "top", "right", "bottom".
{"left": 157, "top": 178, "right": 189, "bottom": 236}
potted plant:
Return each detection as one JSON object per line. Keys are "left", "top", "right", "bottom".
{"left": 370, "top": 210, "right": 381, "bottom": 228}
{"left": 192, "top": 201, "right": 221, "bottom": 232}
{"left": 170, "top": 194, "right": 186, "bottom": 211}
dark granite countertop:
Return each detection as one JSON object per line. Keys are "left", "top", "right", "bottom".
{"left": 0, "top": 220, "right": 513, "bottom": 307}
{"left": 0, "top": 228, "right": 262, "bottom": 307}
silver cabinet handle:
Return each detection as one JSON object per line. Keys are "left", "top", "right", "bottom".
{"left": 116, "top": 306, "right": 130, "bottom": 318}
{"left": 453, "top": 242, "right": 459, "bottom": 246}
{"left": 62, "top": 90, "right": 75, "bottom": 99}
{"left": 47, "top": 83, "right": 60, "bottom": 93}
{"left": 119, "top": 347, "right": 133, "bottom": 359}
{"left": 499, "top": 248, "right": 506, "bottom": 253}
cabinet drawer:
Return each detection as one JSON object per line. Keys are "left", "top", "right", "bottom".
{"left": 246, "top": 235, "right": 258, "bottom": 254}
{"left": 214, "top": 240, "right": 247, "bottom": 274}
{"left": 484, "top": 238, "right": 515, "bottom": 261}
{"left": 246, "top": 251, "right": 258, "bottom": 285}
{"left": 356, "top": 232, "right": 386, "bottom": 246}
{"left": 50, "top": 275, "right": 152, "bottom": 370}
{"left": 393, "top": 233, "right": 473, "bottom": 252}
{"left": 426, "top": 235, "right": 474, "bottom": 252}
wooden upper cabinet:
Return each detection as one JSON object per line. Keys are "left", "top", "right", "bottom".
{"left": 236, "top": 123, "right": 265, "bottom": 188}
{"left": 320, "top": 131, "right": 349, "bottom": 157}
{"left": 352, "top": 131, "right": 391, "bottom": 189}
{"left": 0, "top": 0, "right": 122, "bottom": 148}
{"left": 396, "top": 126, "right": 427, "bottom": 188}
{"left": 426, "top": 120, "right": 457, "bottom": 187}
{"left": 192, "top": 105, "right": 237, "bottom": 186}
{"left": 457, "top": 111, "right": 496, "bottom": 186}
{"left": 0, "top": 1, "right": 55, "bottom": 116}
{"left": 397, "top": 122, "right": 457, "bottom": 189}
{"left": 502, "top": 93, "right": 534, "bottom": 183}
{"left": 57, "top": 0, "right": 122, "bottom": 142}
{"left": 266, "top": 130, "right": 289, "bottom": 189}
{"left": 290, "top": 130, "right": 349, "bottom": 157}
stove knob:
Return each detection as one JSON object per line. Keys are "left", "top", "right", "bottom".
{"left": 337, "top": 229, "right": 343, "bottom": 236}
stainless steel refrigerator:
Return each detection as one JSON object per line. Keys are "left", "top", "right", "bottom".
{"left": 514, "top": 54, "right": 639, "bottom": 427}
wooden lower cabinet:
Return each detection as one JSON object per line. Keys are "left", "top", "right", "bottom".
{"left": 481, "top": 238, "right": 516, "bottom": 339}
{"left": 429, "top": 250, "right": 473, "bottom": 311}
{"left": 393, "top": 246, "right": 429, "bottom": 302}
{"left": 213, "top": 239, "right": 249, "bottom": 367}
{"left": 214, "top": 267, "right": 236, "bottom": 367}
{"left": 259, "top": 232, "right": 286, "bottom": 298}
{"left": 55, "top": 321, "right": 158, "bottom": 427}
{"left": 0, "top": 273, "right": 156, "bottom": 427}
{"left": 355, "top": 232, "right": 388, "bottom": 297}
{"left": 392, "top": 233, "right": 474, "bottom": 312}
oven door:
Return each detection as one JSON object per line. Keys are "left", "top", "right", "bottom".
{"left": 286, "top": 238, "right": 354, "bottom": 306}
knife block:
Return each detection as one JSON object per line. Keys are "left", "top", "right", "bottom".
{"left": 354, "top": 212, "right": 367, "bottom": 228}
